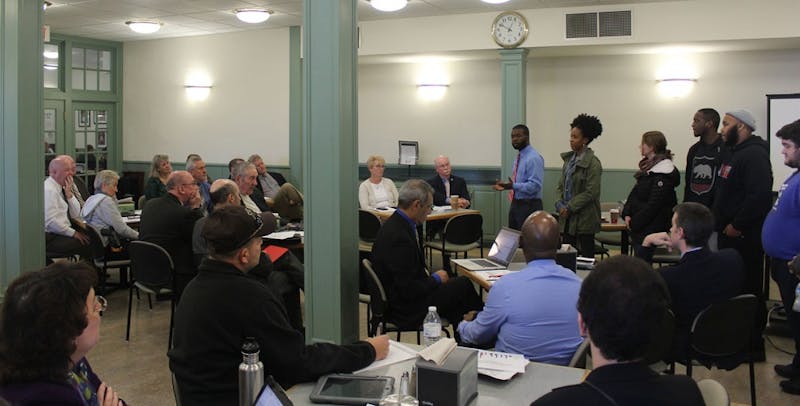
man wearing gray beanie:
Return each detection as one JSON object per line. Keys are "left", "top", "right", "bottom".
{"left": 712, "top": 108, "right": 773, "bottom": 358}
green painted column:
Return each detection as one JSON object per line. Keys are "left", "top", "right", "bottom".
{"left": 499, "top": 49, "right": 529, "bottom": 226}
{"left": 289, "top": 26, "right": 303, "bottom": 189}
{"left": 1, "top": 0, "right": 45, "bottom": 293}
{"left": 302, "top": 0, "right": 359, "bottom": 344}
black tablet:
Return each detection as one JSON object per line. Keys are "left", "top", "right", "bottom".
{"left": 309, "top": 374, "right": 394, "bottom": 405}
{"left": 255, "top": 375, "right": 294, "bottom": 406}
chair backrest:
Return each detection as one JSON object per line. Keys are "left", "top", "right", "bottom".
{"left": 690, "top": 294, "right": 757, "bottom": 356}
{"left": 568, "top": 339, "right": 590, "bottom": 368}
{"left": 361, "top": 259, "right": 388, "bottom": 332}
{"left": 129, "top": 240, "right": 174, "bottom": 289}
{"left": 358, "top": 210, "right": 382, "bottom": 242}
{"left": 600, "top": 201, "right": 621, "bottom": 212}
{"left": 442, "top": 213, "right": 482, "bottom": 245}
{"left": 697, "top": 379, "right": 730, "bottom": 406}
{"left": 138, "top": 195, "right": 147, "bottom": 210}
{"left": 84, "top": 224, "right": 108, "bottom": 261}
{"left": 642, "top": 309, "right": 676, "bottom": 365}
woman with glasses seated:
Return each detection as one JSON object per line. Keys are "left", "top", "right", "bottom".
{"left": 82, "top": 170, "right": 139, "bottom": 247}
{"left": 359, "top": 155, "right": 399, "bottom": 209}
{"left": 0, "top": 262, "right": 125, "bottom": 405}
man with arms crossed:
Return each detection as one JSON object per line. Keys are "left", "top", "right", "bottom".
{"left": 638, "top": 202, "right": 744, "bottom": 361}
{"left": 763, "top": 119, "right": 800, "bottom": 395}
{"left": 532, "top": 256, "right": 704, "bottom": 405}
{"left": 44, "top": 155, "right": 92, "bottom": 261}
{"left": 458, "top": 211, "right": 582, "bottom": 365}
{"left": 170, "top": 205, "right": 388, "bottom": 404}
{"left": 494, "top": 124, "right": 545, "bottom": 230}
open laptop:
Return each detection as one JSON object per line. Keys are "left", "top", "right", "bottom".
{"left": 452, "top": 227, "right": 520, "bottom": 271}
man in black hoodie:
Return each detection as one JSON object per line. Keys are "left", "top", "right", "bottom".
{"left": 713, "top": 109, "right": 773, "bottom": 357}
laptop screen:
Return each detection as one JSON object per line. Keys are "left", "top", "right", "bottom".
{"left": 486, "top": 227, "right": 521, "bottom": 265}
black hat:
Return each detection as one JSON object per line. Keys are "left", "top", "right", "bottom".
{"left": 202, "top": 205, "right": 276, "bottom": 254}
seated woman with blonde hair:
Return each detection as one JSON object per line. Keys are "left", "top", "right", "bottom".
{"left": 359, "top": 155, "right": 398, "bottom": 209}
{"left": 0, "top": 262, "right": 125, "bottom": 405}
{"left": 144, "top": 154, "right": 172, "bottom": 200}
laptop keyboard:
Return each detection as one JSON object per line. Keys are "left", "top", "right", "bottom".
{"left": 471, "top": 259, "right": 499, "bottom": 267}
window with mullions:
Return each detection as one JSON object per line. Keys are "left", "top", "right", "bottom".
{"left": 72, "top": 47, "right": 113, "bottom": 91}
{"left": 43, "top": 43, "right": 60, "bottom": 89}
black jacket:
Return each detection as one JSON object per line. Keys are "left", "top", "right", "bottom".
{"left": 168, "top": 258, "right": 375, "bottom": 405}
{"left": 712, "top": 135, "right": 773, "bottom": 237}
{"left": 138, "top": 193, "right": 204, "bottom": 277}
{"left": 622, "top": 160, "right": 680, "bottom": 245}
{"left": 371, "top": 211, "right": 439, "bottom": 328}
{"left": 426, "top": 174, "right": 471, "bottom": 207}
{"left": 684, "top": 137, "right": 730, "bottom": 207}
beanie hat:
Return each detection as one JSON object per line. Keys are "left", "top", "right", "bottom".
{"left": 725, "top": 109, "right": 757, "bottom": 131}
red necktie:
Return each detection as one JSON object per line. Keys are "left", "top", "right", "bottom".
{"left": 509, "top": 153, "right": 520, "bottom": 202}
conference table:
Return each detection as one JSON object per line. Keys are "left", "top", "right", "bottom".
{"left": 369, "top": 207, "right": 480, "bottom": 222}
{"left": 286, "top": 346, "right": 586, "bottom": 405}
{"left": 600, "top": 213, "right": 629, "bottom": 255}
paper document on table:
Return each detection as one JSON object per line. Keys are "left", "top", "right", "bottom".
{"left": 263, "top": 231, "right": 304, "bottom": 240}
{"left": 477, "top": 350, "right": 528, "bottom": 380}
{"left": 432, "top": 206, "right": 450, "bottom": 212}
{"left": 417, "top": 338, "right": 456, "bottom": 365}
{"left": 473, "top": 270, "right": 512, "bottom": 282}
{"left": 354, "top": 340, "right": 418, "bottom": 373}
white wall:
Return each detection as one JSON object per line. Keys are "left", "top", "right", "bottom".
{"left": 123, "top": 28, "right": 290, "bottom": 165}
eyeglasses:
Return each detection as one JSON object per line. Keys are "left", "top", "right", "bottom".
{"left": 180, "top": 182, "right": 198, "bottom": 187}
{"left": 95, "top": 295, "right": 107, "bottom": 315}
{"left": 234, "top": 208, "right": 263, "bottom": 249}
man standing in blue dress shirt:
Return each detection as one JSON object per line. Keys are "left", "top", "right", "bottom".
{"left": 457, "top": 211, "right": 582, "bottom": 365}
{"left": 494, "top": 124, "right": 545, "bottom": 230}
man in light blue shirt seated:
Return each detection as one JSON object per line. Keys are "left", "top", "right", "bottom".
{"left": 457, "top": 211, "right": 583, "bottom": 365}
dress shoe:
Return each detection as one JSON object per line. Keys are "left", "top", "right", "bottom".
{"left": 780, "top": 377, "right": 800, "bottom": 395}
{"left": 776, "top": 363, "right": 800, "bottom": 379}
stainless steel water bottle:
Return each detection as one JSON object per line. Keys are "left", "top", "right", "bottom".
{"left": 239, "top": 337, "right": 264, "bottom": 406}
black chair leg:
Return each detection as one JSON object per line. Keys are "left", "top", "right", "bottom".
{"left": 147, "top": 293, "right": 153, "bottom": 309}
{"left": 749, "top": 359, "right": 757, "bottom": 406}
{"left": 168, "top": 298, "right": 175, "bottom": 350}
{"left": 396, "top": 331, "right": 401, "bottom": 342}
{"left": 416, "top": 330, "right": 421, "bottom": 345}
{"left": 685, "top": 359, "right": 692, "bottom": 377}
{"left": 126, "top": 284, "right": 134, "bottom": 341}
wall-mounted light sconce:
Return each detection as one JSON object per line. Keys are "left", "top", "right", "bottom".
{"left": 481, "top": 0, "right": 510, "bottom": 4}
{"left": 126, "top": 20, "right": 162, "bottom": 34}
{"left": 416, "top": 84, "right": 449, "bottom": 101}
{"left": 370, "top": 0, "right": 408, "bottom": 12}
{"left": 43, "top": 1, "right": 52, "bottom": 11}
{"left": 656, "top": 78, "right": 697, "bottom": 98}
{"left": 235, "top": 8, "right": 272, "bottom": 24}
{"left": 184, "top": 85, "right": 212, "bottom": 101}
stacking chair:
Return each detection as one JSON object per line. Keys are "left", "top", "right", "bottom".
{"left": 358, "top": 209, "right": 382, "bottom": 253}
{"left": 682, "top": 294, "right": 758, "bottom": 406}
{"left": 84, "top": 225, "right": 131, "bottom": 294}
{"left": 651, "top": 246, "right": 681, "bottom": 267}
{"left": 568, "top": 339, "right": 591, "bottom": 369}
{"left": 137, "top": 195, "right": 147, "bottom": 210}
{"left": 696, "top": 379, "right": 729, "bottom": 406}
{"left": 126, "top": 240, "right": 176, "bottom": 350}
{"left": 424, "top": 213, "right": 482, "bottom": 270}
{"left": 361, "top": 259, "right": 450, "bottom": 343}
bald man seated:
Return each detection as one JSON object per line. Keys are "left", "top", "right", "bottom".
{"left": 44, "top": 155, "right": 92, "bottom": 262}
{"left": 457, "top": 211, "right": 583, "bottom": 365}
{"left": 139, "top": 170, "right": 205, "bottom": 297}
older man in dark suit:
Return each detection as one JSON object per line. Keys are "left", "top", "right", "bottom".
{"left": 427, "top": 155, "right": 470, "bottom": 208}
{"left": 371, "top": 179, "right": 482, "bottom": 336}
{"left": 139, "top": 170, "right": 205, "bottom": 297}
{"left": 638, "top": 202, "right": 744, "bottom": 361}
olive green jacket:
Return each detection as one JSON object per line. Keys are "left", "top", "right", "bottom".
{"left": 556, "top": 147, "right": 602, "bottom": 235}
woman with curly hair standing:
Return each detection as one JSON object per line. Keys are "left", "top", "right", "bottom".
{"left": 556, "top": 114, "right": 603, "bottom": 258}
{"left": 0, "top": 262, "right": 124, "bottom": 405}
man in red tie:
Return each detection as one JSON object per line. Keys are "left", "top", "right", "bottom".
{"left": 494, "top": 124, "right": 545, "bottom": 230}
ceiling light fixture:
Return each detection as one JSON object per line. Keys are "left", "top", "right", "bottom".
{"left": 235, "top": 8, "right": 272, "bottom": 24}
{"left": 481, "top": 0, "right": 511, "bottom": 4}
{"left": 370, "top": 0, "right": 408, "bottom": 12}
{"left": 125, "top": 20, "right": 162, "bottom": 34}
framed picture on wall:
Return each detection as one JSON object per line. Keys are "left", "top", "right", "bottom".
{"left": 97, "top": 130, "right": 107, "bottom": 149}
{"left": 79, "top": 110, "right": 90, "bottom": 127}
{"left": 95, "top": 111, "right": 107, "bottom": 124}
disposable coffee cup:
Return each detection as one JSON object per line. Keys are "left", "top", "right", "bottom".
{"left": 609, "top": 209, "right": 620, "bottom": 224}
{"left": 450, "top": 195, "right": 459, "bottom": 210}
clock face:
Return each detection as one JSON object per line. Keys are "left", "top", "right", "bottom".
{"left": 491, "top": 12, "right": 529, "bottom": 48}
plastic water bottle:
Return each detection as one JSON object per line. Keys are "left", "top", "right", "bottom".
{"left": 422, "top": 306, "right": 442, "bottom": 347}
{"left": 238, "top": 337, "right": 264, "bottom": 406}
{"left": 793, "top": 283, "right": 800, "bottom": 312}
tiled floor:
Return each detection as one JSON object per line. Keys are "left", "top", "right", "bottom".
{"left": 89, "top": 255, "right": 800, "bottom": 405}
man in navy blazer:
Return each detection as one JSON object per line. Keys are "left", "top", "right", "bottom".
{"left": 638, "top": 202, "right": 745, "bottom": 361}
{"left": 427, "top": 155, "right": 471, "bottom": 208}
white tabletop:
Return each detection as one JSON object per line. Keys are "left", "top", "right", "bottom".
{"left": 286, "top": 350, "right": 585, "bottom": 405}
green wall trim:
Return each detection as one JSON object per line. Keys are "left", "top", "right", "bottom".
{"left": 289, "top": 26, "right": 303, "bottom": 188}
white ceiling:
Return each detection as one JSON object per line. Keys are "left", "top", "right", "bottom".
{"left": 44, "top": 0, "right": 668, "bottom": 42}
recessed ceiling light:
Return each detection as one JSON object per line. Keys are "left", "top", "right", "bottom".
{"left": 235, "top": 8, "right": 272, "bottom": 24}
{"left": 125, "top": 20, "right": 162, "bottom": 34}
{"left": 370, "top": 0, "right": 408, "bottom": 12}
{"left": 481, "top": 0, "right": 511, "bottom": 4}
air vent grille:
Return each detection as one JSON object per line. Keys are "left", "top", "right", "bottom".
{"left": 566, "top": 10, "right": 631, "bottom": 39}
